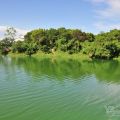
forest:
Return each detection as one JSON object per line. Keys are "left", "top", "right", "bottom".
{"left": 0, "top": 27, "right": 120, "bottom": 60}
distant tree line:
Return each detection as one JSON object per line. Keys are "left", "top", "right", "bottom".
{"left": 0, "top": 27, "right": 120, "bottom": 59}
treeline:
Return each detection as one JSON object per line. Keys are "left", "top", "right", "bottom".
{"left": 0, "top": 27, "right": 120, "bottom": 59}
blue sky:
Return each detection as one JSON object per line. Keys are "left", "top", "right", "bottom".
{"left": 0, "top": 0, "right": 120, "bottom": 38}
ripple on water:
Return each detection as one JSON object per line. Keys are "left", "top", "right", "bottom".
{"left": 0, "top": 57, "right": 120, "bottom": 120}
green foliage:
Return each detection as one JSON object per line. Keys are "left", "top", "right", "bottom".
{"left": 0, "top": 38, "right": 12, "bottom": 55}
{"left": 72, "top": 29, "right": 87, "bottom": 42}
{"left": 0, "top": 27, "right": 16, "bottom": 55}
{"left": 25, "top": 42, "right": 38, "bottom": 56}
{"left": 1, "top": 27, "right": 120, "bottom": 59}
{"left": 23, "top": 28, "right": 89, "bottom": 55}
{"left": 86, "top": 33, "right": 95, "bottom": 42}
{"left": 12, "top": 41, "right": 27, "bottom": 53}
{"left": 93, "top": 30, "right": 120, "bottom": 59}
{"left": 4, "top": 27, "right": 16, "bottom": 44}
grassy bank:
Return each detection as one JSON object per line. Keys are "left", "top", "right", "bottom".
{"left": 6, "top": 51, "right": 120, "bottom": 62}
{"left": 8, "top": 51, "right": 91, "bottom": 61}
{"left": 113, "top": 57, "right": 120, "bottom": 61}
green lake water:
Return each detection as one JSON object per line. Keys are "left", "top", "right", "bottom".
{"left": 0, "top": 56, "right": 120, "bottom": 120}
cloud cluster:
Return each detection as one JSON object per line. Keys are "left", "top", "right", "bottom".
{"left": 0, "top": 26, "right": 30, "bottom": 40}
{"left": 89, "top": 0, "right": 120, "bottom": 32}
{"left": 91, "top": 0, "right": 105, "bottom": 3}
{"left": 95, "top": 22, "right": 120, "bottom": 31}
{"left": 0, "top": 26, "right": 7, "bottom": 33}
{"left": 96, "top": 0, "right": 120, "bottom": 18}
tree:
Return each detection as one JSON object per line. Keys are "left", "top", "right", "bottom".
{"left": 12, "top": 41, "right": 27, "bottom": 53}
{"left": 1, "top": 27, "right": 119, "bottom": 60}
{"left": 86, "top": 33, "right": 95, "bottom": 42}
{"left": 72, "top": 29, "right": 87, "bottom": 42}
{"left": 0, "top": 38, "right": 11, "bottom": 55}
{"left": 4, "top": 27, "right": 16, "bottom": 44}
{"left": 25, "top": 42, "right": 38, "bottom": 56}
{"left": 0, "top": 27, "right": 16, "bottom": 55}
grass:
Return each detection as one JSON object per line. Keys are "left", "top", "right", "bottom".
{"left": 8, "top": 52, "right": 27, "bottom": 58}
{"left": 31, "top": 51, "right": 91, "bottom": 61}
{"left": 4, "top": 51, "right": 120, "bottom": 63}
{"left": 113, "top": 57, "right": 120, "bottom": 61}
{"left": 8, "top": 51, "right": 92, "bottom": 61}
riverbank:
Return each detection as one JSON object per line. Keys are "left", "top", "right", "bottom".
{"left": 8, "top": 51, "right": 92, "bottom": 61}
{"left": 1, "top": 51, "right": 120, "bottom": 62}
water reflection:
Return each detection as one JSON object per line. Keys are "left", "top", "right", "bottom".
{"left": 1, "top": 56, "right": 120, "bottom": 120}
{"left": 0, "top": 56, "right": 120, "bottom": 83}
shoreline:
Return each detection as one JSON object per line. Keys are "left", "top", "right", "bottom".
{"left": 8, "top": 52, "right": 91, "bottom": 61}
{"left": 4, "top": 51, "right": 120, "bottom": 62}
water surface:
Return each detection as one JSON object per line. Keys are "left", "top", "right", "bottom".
{"left": 0, "top": 56, "right": 120, "bottom": 120}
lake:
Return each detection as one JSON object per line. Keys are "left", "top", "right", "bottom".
{"left": 0, "top": 56, "right": 120, "bottom": 120}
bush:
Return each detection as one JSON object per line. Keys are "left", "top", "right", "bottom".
{"left": 12, "top": 41, "right": 27, "bottom": 53}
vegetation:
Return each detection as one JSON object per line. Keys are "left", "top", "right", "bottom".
{"left": 1, "top": 27, "right": 120, "bottom": 60}
{"left": 0, "top": 27, "right": 16, "bottom": 55}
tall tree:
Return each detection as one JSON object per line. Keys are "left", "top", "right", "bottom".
{"left": 4, "top": 27, "right": 16, "bottom": 44}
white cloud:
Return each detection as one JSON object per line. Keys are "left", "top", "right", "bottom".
{"left": 91, "top": 0, "right": 105, "bottom": 3}
{"left": 86, "top": 0, "right": 120, "bottom": 33}
{"left": 95, "top": 22, "right": 120, "bottom": 32}
{"left": 0, "top": 26, "right": 7, "bottom": 33}
{"left": 91, "top": 0, "right": 120, "bottom": 18}
{"left": 0, "top": 26, "right": 30, "bottom": 40}
{"left": 99, "top": 0, "right": 120, "bottom": 18}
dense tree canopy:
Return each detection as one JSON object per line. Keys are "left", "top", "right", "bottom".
{"left": 0, "top": 27, "right": 120, "bottom": 59}
{"left": 0, "top": 27, "right": 16, "bottom": 55}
